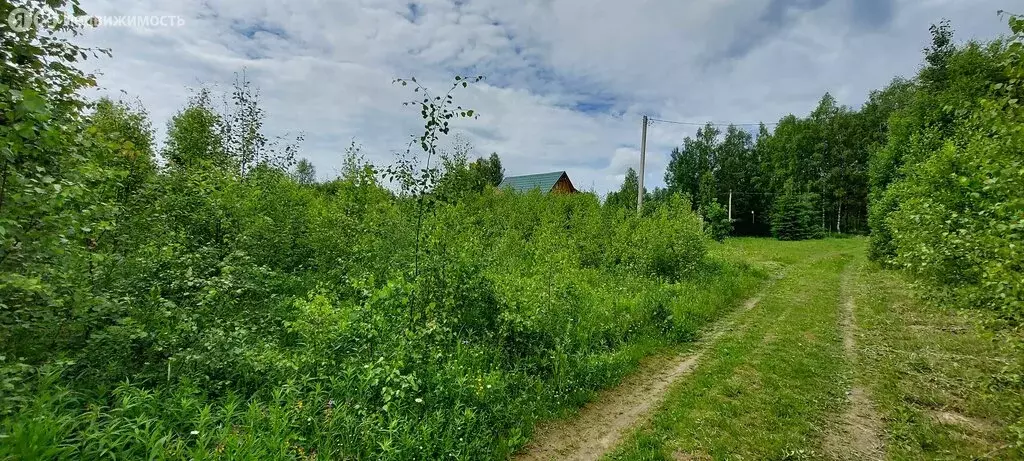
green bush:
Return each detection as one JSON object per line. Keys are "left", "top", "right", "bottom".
{"left": 868, "top": 24, "right": 1008, "bottom": 263}
{"left": 701, "top": 201, "right": 732, "bottom": 242}
{"left": 869, "top": 20, "right": 1024, "bottom": 442}
{"left": 0, "top": 4, "right": 763, "bottom": 455}
{"left": 869, "top": 17, "right": 1023, "bottom": 322}
{"left": 0, "top": 156, "right": 756, "bottom": 459}
{"left": 613, "top": 194, "right": 708, "bottom": 279}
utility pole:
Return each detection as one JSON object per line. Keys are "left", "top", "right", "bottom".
{"left": 638, "top": 115, "right": 647, "bottom": 215}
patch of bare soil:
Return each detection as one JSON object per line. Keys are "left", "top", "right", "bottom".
{"left": 514, "top": 353, "right": 702, "bottom": 461}
{"left": 930, "top": 409, "right": 995, "bottom": 433}
{"left": 513, "top": 292, "right": 766, "bottom": 461}
{"left": 824, "top": 267, "right": 885, "bottom": 461}
{"left": 826, "top": 385, "right": 885, "bottom": 460}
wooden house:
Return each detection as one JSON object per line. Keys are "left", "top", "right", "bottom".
{"left": 498, "top": 171, "right": 578, "bottom": 194}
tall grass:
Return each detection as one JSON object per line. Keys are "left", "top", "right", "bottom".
{"left": 1, "top": 170, "right": 763, "bottom": 459}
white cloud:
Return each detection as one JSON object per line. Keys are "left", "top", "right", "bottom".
{"left": 74, "top": 0, "right": 1007, "bottom": 193}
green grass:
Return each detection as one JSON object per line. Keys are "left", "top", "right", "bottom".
{"left": 608, "top": 238, "right": 861, "bottom": 460}
{"left": 0, "top": 238, "right": 767, "bottom": 460}
{"left": 606, "top": 237, "right": 1023, "bottom": 460}
{"left": 10, "top": 233, "right": 1019, "bottom": 459}
{"left": 849, "top": 256, "right": 1024, "bottom": 459}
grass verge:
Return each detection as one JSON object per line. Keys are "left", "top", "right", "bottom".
{"left": 849, "top": 255, "right": 1024, "bottom": 459}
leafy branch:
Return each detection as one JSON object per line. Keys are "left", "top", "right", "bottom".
{"left": 383, "top": 75, "right": 483, "bottom": 294}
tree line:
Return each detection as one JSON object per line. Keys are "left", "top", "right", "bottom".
{"left": 608, "top": 87, "right": 897, "bottom": 240}
{"left": 606, "top": 17, "right": 1024, "bottom": 325}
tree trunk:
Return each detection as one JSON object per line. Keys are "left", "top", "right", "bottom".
{"left": 837, "top": 201, "right": 842, "bottom": 234}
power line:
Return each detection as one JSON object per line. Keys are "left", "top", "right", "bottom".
{"left": 646, "top": 117, "right": 779, "bottom": 127}
{"left": 717, "top": 191, "right": 778, "bottom": 196}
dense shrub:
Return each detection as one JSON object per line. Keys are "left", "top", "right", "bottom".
{"left": 0, "top": 2, "right": 761, "bottom": 456}
{"left": 0, "top": 167, "right": 757, "bottom": 458}
{"left": 869, "top": 17, "right": 1024, "bottom": 322}
{"left": 0, "top": 28, "right": 756, "bottom": 455}
{"left": 613, "top": 194, "right": 708, "bottom": 279}
{"left": 701, "top": 201, "right": 732, "bottom": 242}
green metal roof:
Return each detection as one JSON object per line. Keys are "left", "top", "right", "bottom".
{"left": 499, "top": 171, "right": 568, "bottom": 193}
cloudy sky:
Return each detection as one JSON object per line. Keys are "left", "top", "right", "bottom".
{"left": 75, "top": 0, "right": 1007, "bottom": 194}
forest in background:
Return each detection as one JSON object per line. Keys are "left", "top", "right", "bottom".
{"left": 607, "top": 16, "right": 1022, "bottom": 325}
{"left": 1, "top": 0, "right": 1022, "bottom": 457}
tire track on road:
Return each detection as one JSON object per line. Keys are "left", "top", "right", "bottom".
{"left": 514, "top": 285, "right": 773, "bottom": 461}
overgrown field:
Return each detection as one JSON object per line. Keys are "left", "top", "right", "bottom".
{"left": 0, "top": 2, "right": 771, "bottom": 456}
{"left": 4, "top": 0, "right": 1023, "bottom": 458}
{"left": 1, "top": 148, "right": 763, "bottom": 458}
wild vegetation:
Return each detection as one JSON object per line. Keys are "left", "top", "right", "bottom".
{"left": 864, "top": 17, "right": 1024, "bottom": 441}
{"left": 1, "top": 0, "right": 1023, "bottom": 457}
{"left": 868, "top": 18, "right": 1024, "bottom": 325}
{"left": 636, "top": 16, "right": 1015, "bottom": 249}
{"left": 0, "top": 0, "right": 765, "bottom": 458}
{"left": 616, "top": 15, "right": 1023, "bottom": 321}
